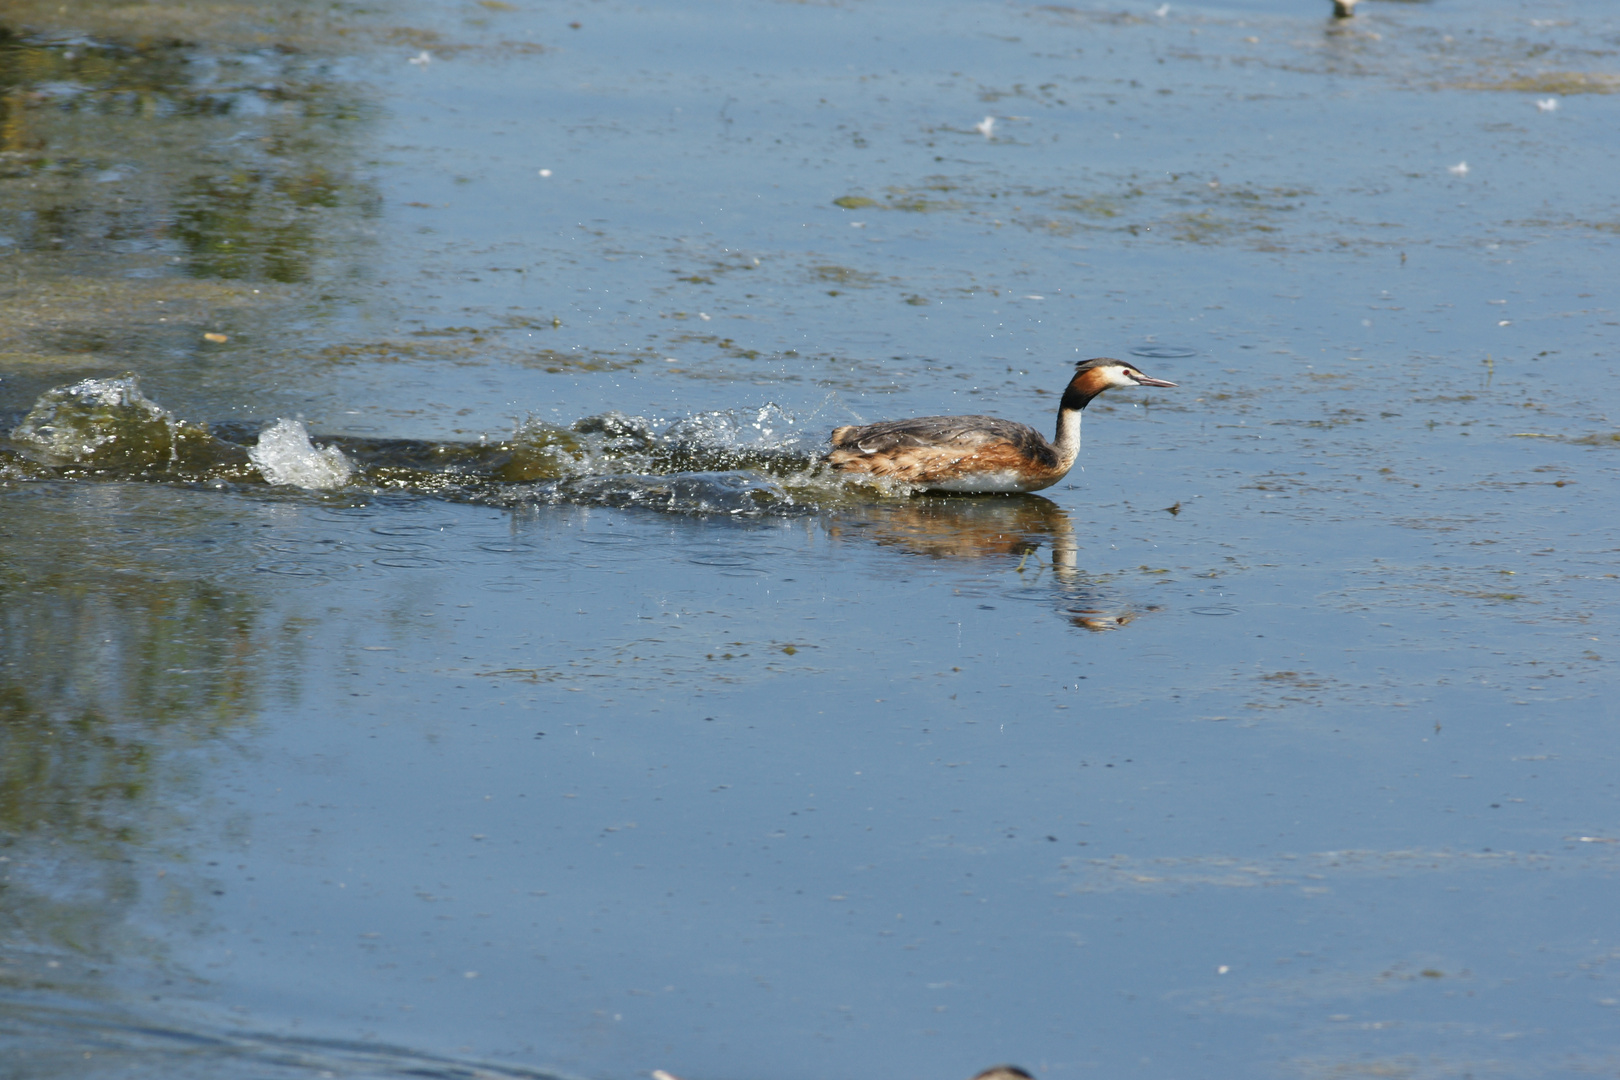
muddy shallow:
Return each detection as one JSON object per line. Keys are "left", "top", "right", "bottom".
{"left": 2, "top": 1, "right": 1619, "bottom": 1078}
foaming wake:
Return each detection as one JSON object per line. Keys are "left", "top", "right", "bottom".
{"left": 0, "top": 375, "right": 859, "bottom": 514}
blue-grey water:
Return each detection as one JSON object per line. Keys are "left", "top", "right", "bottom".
{"left": 2, "top": 1, "right": 1618, "bottom": 1079}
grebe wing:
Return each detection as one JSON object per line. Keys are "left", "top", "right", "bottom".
{"left": 829, "top": 414, "right": 1039, "bottom": 453}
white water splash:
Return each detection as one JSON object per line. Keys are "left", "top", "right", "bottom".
{"left": 10, "top": 375, "right": 182, "bottom": 463}
{"left": 248, "top": 418, "right": 353, "bottom": 489}
{"left": 661, "top": 403, "right": 809, "bottom": 452}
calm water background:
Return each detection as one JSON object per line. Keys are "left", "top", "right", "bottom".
{"left": 2, "top": 0, "right": 1619, "bottom": 1078}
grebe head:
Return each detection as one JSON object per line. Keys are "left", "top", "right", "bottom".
{"left": 1072, "top": 356, "right": 1179, "bottom": 390}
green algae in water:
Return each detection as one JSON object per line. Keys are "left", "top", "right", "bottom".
{"left": 827, "top": 190, "right": 960, "bottom": 213}
{"left": 1167, "top": 211, "right": 1243, "bottom": 244}
{"left": 1057, "top": 194, "right": 1126, "bottom": 219}
{"left": 1458, "top": 71, "right": 1620, "bottom": 94}
{"left": 886, "top": 194, "right": 957, "bottom": 213}
{"left": 811, "top": 265, "right": 879, "bottom": 287}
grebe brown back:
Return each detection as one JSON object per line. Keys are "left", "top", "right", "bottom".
{"left": 824, "top": 356, "right": 1176, "bottom": 494}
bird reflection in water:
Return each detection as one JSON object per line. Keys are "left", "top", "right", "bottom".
{"left": 823, "top": 493, "right": 1142, "bottom": 632}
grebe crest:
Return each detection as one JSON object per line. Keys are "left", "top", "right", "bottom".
{"left": 824, "top": 357, "right": 1177, "bottom": 494}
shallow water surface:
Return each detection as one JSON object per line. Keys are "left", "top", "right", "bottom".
{"left": 2, "top": 1, "right": 1619, "bottom": 1078}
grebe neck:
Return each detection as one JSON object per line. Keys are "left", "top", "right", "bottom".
{"left": 1051, "top": 365, "right": 1110, "bottom": 469}
{"left": 1051, "top": 405, "right": 1083, "bottom": 469}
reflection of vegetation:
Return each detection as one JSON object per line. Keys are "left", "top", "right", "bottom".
{"left": 0, "top": 489, "right": 266, "bottom": 967}
{"left": 174, "top": 166, "right": 358, "bottom": 283}
{"left": 0, "top": 581, "right": 257, "bottom": 846}
{"left": 0, "top": 3, "right": 381, "bottom": 380}
{"left": 0, "top": 27, "right": 377, "bottom": 276}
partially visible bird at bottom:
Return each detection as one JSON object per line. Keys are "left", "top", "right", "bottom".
{"left": 652, "top": 1066, "right": 1035, "bottom": 1080}
{"left": 971, "top": 1068, "right": 1037, "bottom": 1080}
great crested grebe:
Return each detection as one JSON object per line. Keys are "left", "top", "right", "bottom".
{"left": 824, "top": 357, "right": 1177, "bottom": 494}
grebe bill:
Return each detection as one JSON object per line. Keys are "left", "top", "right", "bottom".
{"left": 824, "top": 357, "right": 1177, "bottom": 494}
